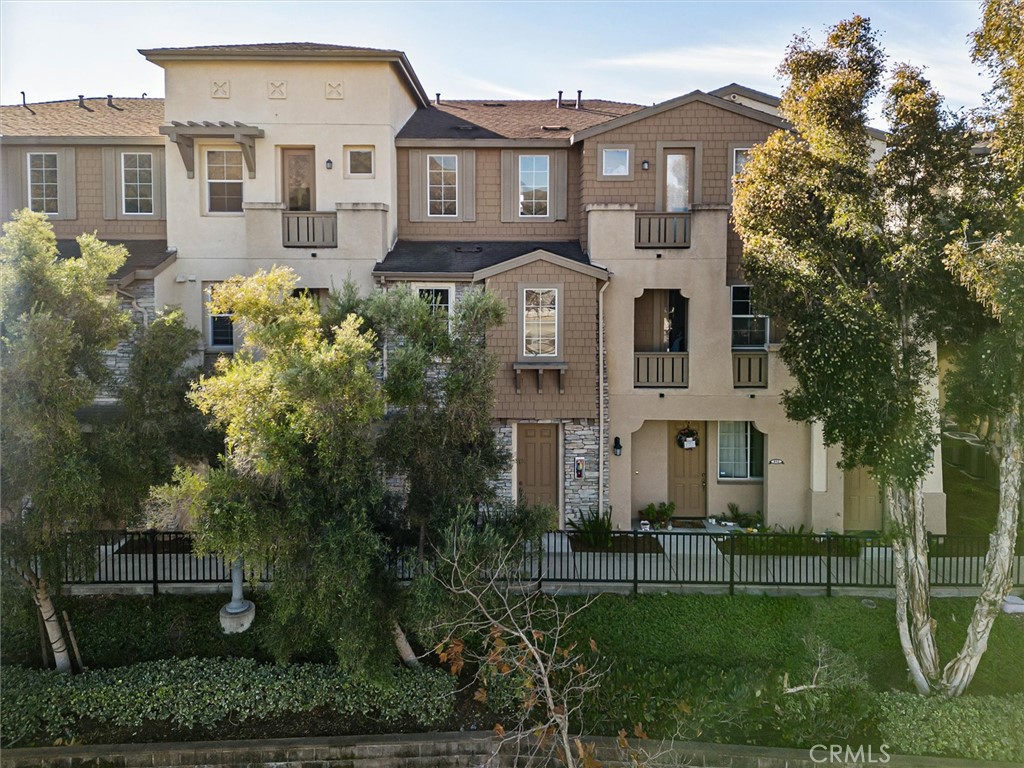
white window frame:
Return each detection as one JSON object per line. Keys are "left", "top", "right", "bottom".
{"left": 599, "top": 145, "right": 633, "bottom": 179}
{"left": 717, "top": 421, "right": 764, "bottom": 480}
{"left": 121, "top": 152, "right": 155, "bottom": 215}
{"left": 732, "top": 147, "right": 752, "bottom": 180}
{"left": 344, "top": 146, "right": 375, "bottom": 178}
{"left": 522, "top": 287, "right": 558, "bottom": 358}
{"left": 204, "top": 148, "right": 244, "bottom": 215}
{"left": 731, "top": 285, "right": 769, "bottom": 349}
{"left": 206, "top": 285, "right": 234, "bottom": 350}
{"left": 413, "top": 283, "right": 455, "bottom": 330}
{"left": 518, "top": 155, "right": 550, "bottom": 218}
{"left": 27, "top": 152, "right": 60, "bottom": 215}
{"left": 426, "top": 153, "right": 458, "bottom": 218}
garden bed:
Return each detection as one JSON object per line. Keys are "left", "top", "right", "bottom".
{"left": 568, "top": 533, "right": 664, "bottom": 554}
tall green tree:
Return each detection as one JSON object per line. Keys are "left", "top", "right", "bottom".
{"left": 1, "top": 211, "right": 131, "bottom": 672}
{"left": 185, "top": 267, "right": 396, "bottom": 670}
{"left": 733, "top": 17, "right": 982, "bottom": 694}
{"left": 938, "top": 0, "right": 1024, "bottom": 697}
{"left": 356, "top": 285, "right": 508, "bottom": 557}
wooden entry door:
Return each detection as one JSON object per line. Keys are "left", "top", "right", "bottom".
{"left": 518, "top": 423, "right": 559, "bottom": 508}
{"left": 668, "top": 421, "right": 706, "bottom": 516}
{"left": 844, "top": 465, "right": 882, "bottom": 531}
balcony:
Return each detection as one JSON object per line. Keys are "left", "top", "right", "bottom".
{"left": 733, "top": 351, "right": 768, "bottom": 388}
{"left": 635, "top": 352, "right": 689, "bottom": 388}
{"left": 282, "top": 211, "right": 337, "bottom": 248}
{"left": 635, "top": 212, "right": 691, "bottom": 249}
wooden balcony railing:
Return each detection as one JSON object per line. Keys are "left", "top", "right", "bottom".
{"left": 733, "top": 351, "right": 768, "bottom": 388}
{"left": 635, "top": 352, "right": 688, "bottom": 387}
{"left": 635, "top": 212, "right": 692, "bottom": 249}
{"left": 282, "top": 211, "right": 337, "bottom": 248}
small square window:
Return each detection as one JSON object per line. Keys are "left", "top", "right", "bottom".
{"left": 346, "top": 146, "right": 374, "bottom": 177}
{"left": 602, "top": 148, "right": 630, "bottom": 176}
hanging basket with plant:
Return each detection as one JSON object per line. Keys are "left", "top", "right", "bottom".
{"left": 676, "top": 427, "right": 699, "bottom": 449}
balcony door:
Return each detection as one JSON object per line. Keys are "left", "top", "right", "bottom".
{"left": 282, "top": 148, "right": 315, "bottom": 211}
{"left": 669, "top": 421, "right": 705, "bottom": 517}
{"left": 663, "top": 149, "right": 693, "bottom": 212}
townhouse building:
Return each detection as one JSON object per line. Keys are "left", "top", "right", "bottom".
{"left": 0, "top": 43, "right": 947, "bottom": 534}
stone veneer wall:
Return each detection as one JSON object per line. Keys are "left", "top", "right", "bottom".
{"left": 492, "top": 421, "right": 515, "bottom": 502}
{"left": 100, "top": 279, "right": 156, "bottom": 398}
{"left": 563, "top": 419, "right": 600, "bottom": 517}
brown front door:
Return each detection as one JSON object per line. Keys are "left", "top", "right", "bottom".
{"left": 668, "top": 421, "right": 706, "bottom": 516}
{"left": 518, "top": 423, "right": 558, "bottom": 508}
{"left": 282, "top": 148, "right": 315, "bottom": 211}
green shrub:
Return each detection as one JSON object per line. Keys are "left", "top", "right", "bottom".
{"left": 873, "top": 692, "right": 1024, "bottom": 763}
{"left": 567, "top": 507, "right": 613, "bottom": 549}
{"left": 0, "top": 657, "right": 455, "bottom": 748}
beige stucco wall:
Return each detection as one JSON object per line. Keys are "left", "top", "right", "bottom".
{"left": 588, "top": 203, "right": 818, "bottom": 529}
{"left": 155, "top": 58, "right": 419, "bottom": 339}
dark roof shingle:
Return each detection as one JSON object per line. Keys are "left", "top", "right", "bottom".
{"left": 55, "top": 239, "right": 173, "bottom": 280}
{"left": 375, "top": 240, "right": 589, "bottom": 276}
{"left": 398, "top": 99, "right": 643, "bottom": 141}
{"left": 1, "top": 98, "right": 164, "bottom": 138}
{"left": 139, "top": 42, "right": 400, "bottom": 57}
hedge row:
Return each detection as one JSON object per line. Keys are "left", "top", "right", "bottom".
{"left": 0, "top": 657, "right": 456, "bottom": 748}
{"left": 873, "top": 691, "right": 1024, "bottom": 763}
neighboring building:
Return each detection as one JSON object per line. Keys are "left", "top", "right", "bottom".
{"left": 0, "top": 44, "right": 946, "bottom": 534}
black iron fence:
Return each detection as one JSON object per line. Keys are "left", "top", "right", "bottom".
{"left": 61, "top": 529, "right": 1023, "bottom": 596}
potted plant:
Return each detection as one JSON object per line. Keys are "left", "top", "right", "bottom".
{"left": 640, "top": 501, "right": 676, "bottom": 529}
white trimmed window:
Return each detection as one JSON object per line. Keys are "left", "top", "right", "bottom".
{"left": 733, "top": 148, "right": 752, "bottom": 180}
{"left": 28, "top": 152, "right": 59, "bottom": 214}
{"left": 602, "top": 147, "right": 630, "bottom": 177}
{"left": 731, "top": 285, "right": 769, "bottom": 349}
{"left": 416, "top": 285, "right": 452, "bottom": 316}
{"left": 718, "top": 421, "right": 764, "bottom": 479}
{"left": 122, "top": 152, "right": 154, "bottom": 214}
{"left": 206, "top": 149, "right": 243, "bottom": 213}
{"left": 523, "top": 288, "right": 557, "bottom": 357}
{"left": 206, "top": 285, "right": 234, "bottom": 349}
{"left": 519, "top": 155, "right": 549, "bottom": 217}
{"left": 427, "top": 154, "right": 458, "bottom": 217}
{"left": 345, "top": 146, "right": 374, "bottom": 177}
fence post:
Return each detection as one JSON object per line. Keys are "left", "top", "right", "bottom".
{"left": 728, "top": 532, "right": 736, "bottom": 596}
{"left": 535, "top": 537, "right": 543, "bottom": 594}
{"left": 632, "top": 530, "right": 639, "bottom": 596}
{"left": 148, "top": 529, "right": 159, "bottom": 597}
{"left": 825, "top": 532, "right": 833, "bottom": 598}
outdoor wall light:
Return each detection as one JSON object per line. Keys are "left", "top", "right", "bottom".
{"left": 613, "top": 436, "right": 622, "bottom": 456}
{"left": 640, "top": 159, "right": 650, "bottom": 171}
{"left": 325, "top": 159, "right": 333, "bottom": 170}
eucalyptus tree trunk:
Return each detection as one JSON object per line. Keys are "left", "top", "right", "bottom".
{"left": 33, "top": 580, "right": 71, "bottom": 673}
{"left": 886, "top": 482, "right": 940, "bottom": 693}
{"left": 941, "top": 402, "right": 1022, "bottom": 696}
{"left": 393, "top": 621, "right": 420, "bottom": 668}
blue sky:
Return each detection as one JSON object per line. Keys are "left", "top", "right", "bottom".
{"left": 1, "top": 1, "right": 990, "bottom": 126}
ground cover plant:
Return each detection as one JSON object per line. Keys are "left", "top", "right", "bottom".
{"left": 3, "top": 591, "right": 1022, "bottom": 758}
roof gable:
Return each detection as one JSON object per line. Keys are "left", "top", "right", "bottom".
{"left": 473, "top": 249, "right": 608, "bottom": 282}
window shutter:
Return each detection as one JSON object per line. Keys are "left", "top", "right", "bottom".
{"left": 102, "top": 148, "right": 117, "bottom": 220}
{"left": 461, "top": 150, "right": 476, "bottom": 222}
{"left": 500, "top": 150, "right": 514, "bottom": 222}
{"left": 408, "top": 149, "right": 424, "bottom": 222}
{"left": 554, "top": 150, "right": 568, "bottom": 221}
{"left": 153, "top": 148, "right": 167, "bottom": 219}
{"left": 58, "top": 148, "right": 76, "bottom": 220}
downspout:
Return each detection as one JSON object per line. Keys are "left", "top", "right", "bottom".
{"left": 115, "top": 287, "right": 149, "bottom": 327}
{"left": 598, "top": 279, "right": 610, "bottom": 516}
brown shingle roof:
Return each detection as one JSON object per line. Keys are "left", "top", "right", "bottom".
{"left": 0, "top": 98, "right": 164, "bottom": 138}
{"left": 140, "top": 42, "right": 400, "bottom": 57}
{"left": 397, "top": 99, "right": 643, "bottom": 141}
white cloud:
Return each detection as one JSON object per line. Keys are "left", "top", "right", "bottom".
{"left": 592, "top": 44, "right": 783, "bottom": 77}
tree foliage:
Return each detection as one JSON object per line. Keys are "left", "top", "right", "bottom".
{"left": 733, "top": 17, "right": 984, "bottom": 694}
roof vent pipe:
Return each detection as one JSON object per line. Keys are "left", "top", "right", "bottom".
{"left": 435, "top": 93, "right": 441, "bottom": 105}
{"left": 576, "top": 90, "right": 582, "bottom": 109}
{"left": 556, "top": 90, "right": 563, "bottom": 109}
{"left": 107, "top": 95, "right": 114, "bottom": 107}
{"left": 78, "top": 95, "right": 85, "bottom": 108}
{"left": 20, "top": 92, "right": 35, "bottom": 115}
